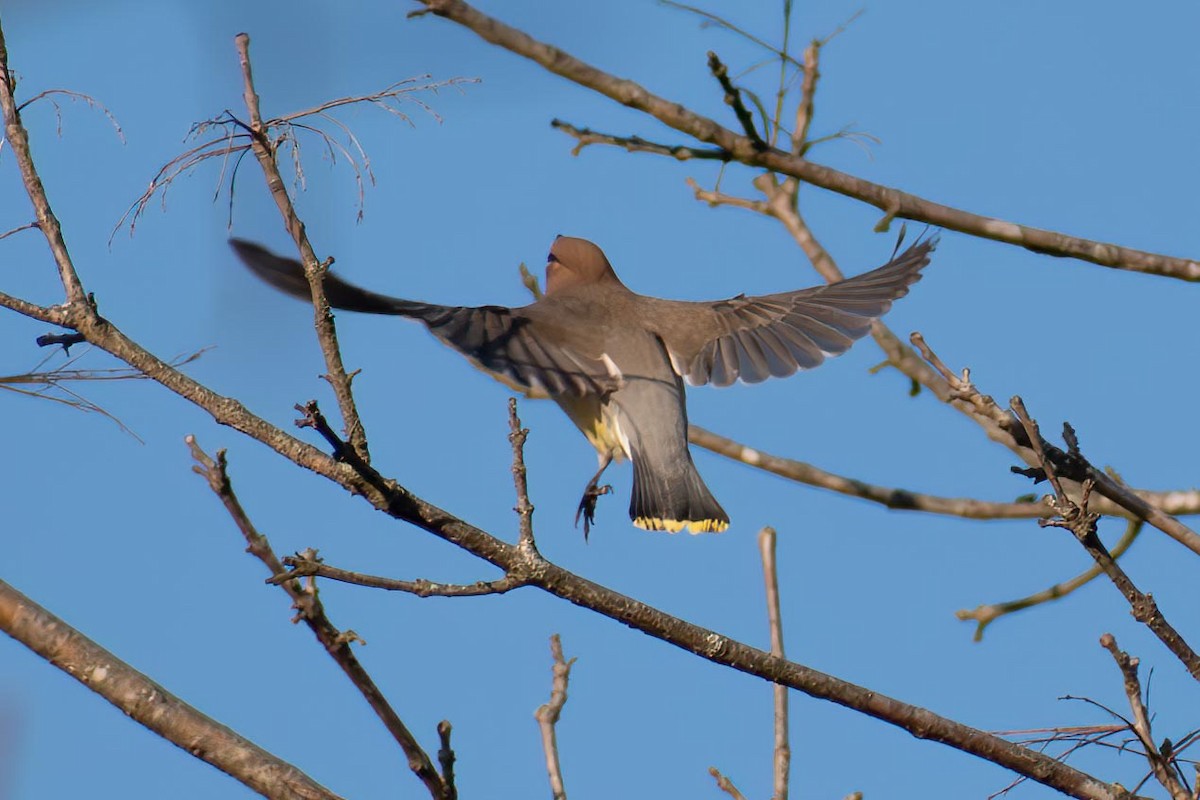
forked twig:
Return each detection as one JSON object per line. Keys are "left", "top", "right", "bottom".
{"left": 186, "top": 436, "right": 452, "bottom": 800}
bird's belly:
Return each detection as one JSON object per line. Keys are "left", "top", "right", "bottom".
{"left": 555, "top": 393, "right": 629, "bottom": 463}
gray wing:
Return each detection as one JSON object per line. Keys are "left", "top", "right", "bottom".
{"left": 230, "top": 239, "right": 615, "bottom": 398}
{"left": 652, "top": 238, "right": 936, "bottom": 387}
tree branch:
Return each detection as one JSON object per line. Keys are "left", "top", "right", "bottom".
{"left": 689, "top": 425, "right": 1200, "bottom": 521}
{"left": 0, "top": 579, "right": 343, "bottom": 800}
{"left": 911, "top": 333, "right": 1200, "bottom": 558}
{"left": 1099, "top": 634, "right": 1190, "bottom": 800}
{"left": 272, "top": 553, "right": 525, "bottom": 597}
{"left": 956, "top": 520, "right": 1144, "bottom": 641}
{"left": 234, "top": 33, "right": 371, "bottom": 461}
{"left": 0, "top": 20, "right": 1135, "bottom": 799}
{"left": 186, "top": 436, "right": 450, "bottom": 800}
{"left": 1008, "top": 400, "right": 1200, "bottom": 682}
{"left": 759, "top": 527, "right": 790, "bottom": 800}
{"left": 535, "top": 634, "right": 575, "bottom": 800}
{"left": 411, "top": 0, "right": 1200, "bottom": 281}
{"left": 508, "top": 398, "right": 537, "bottom": 552}
{"left": 551, "top": 119, "right": 730, "bottom": 161}
{"left": 0, "top": 26, "right": 89, "bottom": 306}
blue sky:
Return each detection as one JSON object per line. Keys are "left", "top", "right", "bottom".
{"left": 3, "top": 1, "right": 1199, "bottom": 798}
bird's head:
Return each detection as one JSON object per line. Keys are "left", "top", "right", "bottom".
{"left": 545, "top": 236, "right": 621, "bottom": 295}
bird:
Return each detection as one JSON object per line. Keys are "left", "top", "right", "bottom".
{"left": 231, "top": 234, "right": 936, "bottom": 536}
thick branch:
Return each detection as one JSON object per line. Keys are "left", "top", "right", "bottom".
{"left": 0, "top": 579, "right": 343, "bottom": 800}
{"left": 412, "top": 0, "right": 1200, "bottom": 281}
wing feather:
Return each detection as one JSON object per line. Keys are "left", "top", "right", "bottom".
{"left": 650, "top": 237, "right": 936, "bottom": 387}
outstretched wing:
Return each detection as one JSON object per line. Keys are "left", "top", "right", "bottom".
{"left": 648, "top": 238, "right": 936, "bottom": 387}
{"left": 230, "top": 239, "right": 615, "bottom": 398}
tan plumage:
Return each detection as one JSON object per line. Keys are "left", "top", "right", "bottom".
{"left": 231, "top": 234, "right": 936, "bottom": 536}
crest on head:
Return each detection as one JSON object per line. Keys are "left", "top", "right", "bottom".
{"left": 546, "top": 236, "right": 620, "bottom": 294}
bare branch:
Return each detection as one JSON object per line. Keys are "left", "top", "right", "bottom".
{"left": 413, "top": 0, "right": 1200, "bottom": 281}
{"left": 659, "top": 1, "right": 806, "bottom": 72}
{"left": 0, "top": 30, "right": 89, "bottom": 306}
{"left": 1009, "top": 401, "right": 1200, "bottom": 681}
{"left": 186, "top": 436, "right": 450, "bottom": 800}
{"left": 15, "top": 88, "right": 125, "bottom": 142}
{"left": 957, "top": 521, "right": 1144, "bottom": 641}
{"left": 0, "top": 220, "right": 37, "bottom": 240}
{"left": 535, "top": 634, "right": 575, "bottom": 800}
{"left": 910, "top": 332, "right": 1200, "bottom": 558}
{"left": 508, "top": 398, "right": 537, "bottom": 552}
{"left": 759, "top": 527, "right": 790, "bottom": 800}
{"left": 0, "top": 578, "right": 343, "bottom": 800}
{"left": 0, "top": 16, "right": 1140, "bottom": 795}
{"left": 272, "top": 553, "right": 524, "bottom": 597}
{"left": 708, "top": 767, "right": 749, "bottom": 800}
{"left": 687, "top": 176, "right": 767, "bottom": 211}
{"left": 234, "top": 33, "right": 371, "bottom": 462}
{"left": 707, "top": 51, "right": 767, "bottom": 149}
{"left": 436, "top": 721, "right": 457, "bottom": 800}
{"left": 790, "top": 43, "right": 818, "bottom": 152}
{"left": 692, "top": 424, "right": 1047, "bottom": 520}
{"left": 551, "top": 119, "right": 730, "bottom": 161}
{"left": 1100, "top": 634, "right": 1191, "bottom": 800}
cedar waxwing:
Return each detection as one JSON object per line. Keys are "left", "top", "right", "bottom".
{"left": 231, "top": 235, "right": 935, "bottom": 536}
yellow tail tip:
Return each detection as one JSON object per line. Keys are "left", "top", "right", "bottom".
{"left": 634, "top": 516, "right": 729, "bottom": 534}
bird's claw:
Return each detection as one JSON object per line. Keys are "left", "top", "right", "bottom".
{"left": 574, "top": 483, "right": 613, "bottom": 541}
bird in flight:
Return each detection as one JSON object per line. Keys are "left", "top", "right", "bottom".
{"left": 232, "top": 234, "right": 935, "bottom": 537}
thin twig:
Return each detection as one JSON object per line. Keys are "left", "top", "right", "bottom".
{"left": 185, "top": 436, "right": 450, "bottom": 800}
{"left": 0, "top": 220, "right": 38, "bottom": 240}
{"left": 271, "top": 554, "right": 524, "bottom": 596}
{"left": 957, "top": 521, "right": 1144, "bottom": 641}
{"left": 413, "top": 0, "right": 1200, "bottom": 281}
{"left": 707, "top": 51, "right": 766, "bottom": 150}
{"left": 659, "top": 1, "right": 805, "bottom": 71}
{"left": 234, "top": 33, "right": 371, "bottom": 461}
{"left": 535, "top": 634, "right": 576, "bottom": 800}
{"left": 508, "top": 398, "right": 537, "bottom": 552}
{"left": 0, "top": 579, "right": 343, "bottom": 800}
{"left": 759, "top": 527, "right": 791, "bottom": 800}
{"left": 437, "top": 721, "right": 458, "bottom": 800}
{"left": 692, "top": 425, "right": 1048, "bottom": 520}
{"left": 1100, "top": 634, "right": 1190, "bottom": 800}
{"left": 0, "top": 27, "right": 89, "bottom": 306}
{"left": 708, "top": 767, "right": 749, "bottom": 800}
{"left": 1009, "top": 400, "right": 1200, "bottom": 681}
{"left": 551, "top": 119, "right": 730, "bottom": 161}
{"left": 792, "top": 39, "right": 820, "bottom": 154}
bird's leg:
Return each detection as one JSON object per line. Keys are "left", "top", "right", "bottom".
{"left": 575, "top": 453, "right": 614, "bottom": 541}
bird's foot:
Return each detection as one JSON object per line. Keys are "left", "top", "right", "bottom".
{"left": 574, "top": 483, "right": 613, "bottom": 541}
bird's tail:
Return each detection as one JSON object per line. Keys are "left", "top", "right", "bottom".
{"left": 629, "top": 446, "right": 729, "bottom": 534}
{"left": 229, "top": 238, "right": 438, "bottom": 318}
